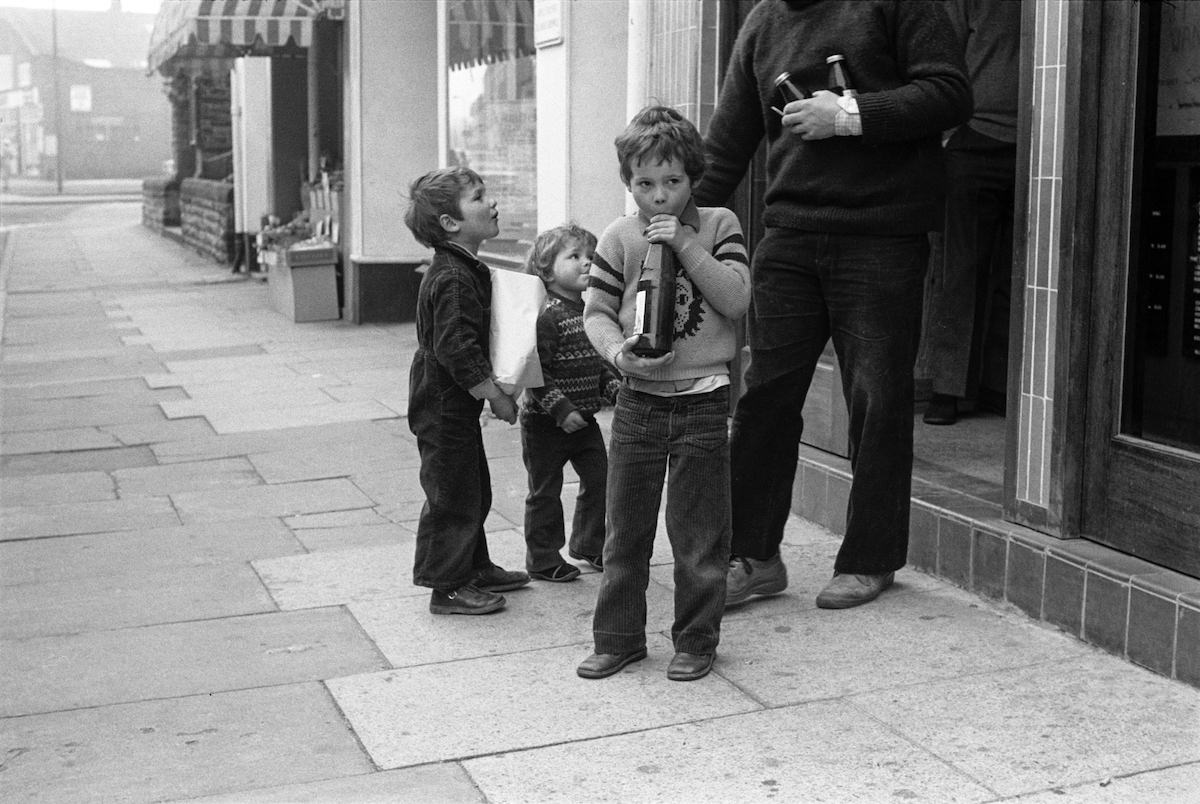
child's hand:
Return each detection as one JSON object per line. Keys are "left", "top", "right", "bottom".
{"left": 488, "top": 393, "right": 518, "bottom": 424}
{"left": 645, "top": 214, "right": 695, "bottom": 253}
{"left": 615, "top": 335, "right": 674, "bottom": 379}
{"left": 560, "top": 411, "right": 588, "bottom": 433}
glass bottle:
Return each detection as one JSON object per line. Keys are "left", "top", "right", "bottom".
{"left": 826, "top": 54, "right": 857, "bottom": 98}
{"left": 631, "top": 243, "right": 677, "bottom": 357}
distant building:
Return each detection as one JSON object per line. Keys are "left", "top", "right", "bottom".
{"left": 0, "top": 2, "right": 171, "bottom": 181}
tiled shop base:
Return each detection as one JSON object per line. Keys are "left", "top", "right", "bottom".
{"left": 793, "top": 446, "right": 1200, "bottom": 689}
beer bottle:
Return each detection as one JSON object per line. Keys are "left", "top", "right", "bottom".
{"left": 631, "top": 243, "right": 677, "bottom": 357}
{"left": 826, "top": 54, "right": 857, "bottom": 98}
{"left": 773, "top": 71, "right": 806, "bottom": 103}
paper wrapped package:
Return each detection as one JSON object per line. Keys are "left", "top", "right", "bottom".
{"left": 489, "top": 267, "right": 546, "bottom": 396}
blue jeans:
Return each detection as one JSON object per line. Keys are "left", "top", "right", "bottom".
{"left": 520, "top": 415, "right": 607, "bottom": 572}
{"left": 593, "top": 386, "right": 731, "bottom": 655}
{"left": 730, "top": 229, "right": 927, "bottom": 575}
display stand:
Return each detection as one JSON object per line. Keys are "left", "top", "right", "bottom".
{"left": 268, "top": 241, "right": 339, "bottom": 322}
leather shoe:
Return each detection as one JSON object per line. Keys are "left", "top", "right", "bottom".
{"left": 576, "top": 647, "right": 647, "bottom": 679}
{"left": 474, "top": 564, "right": 530, "bottom": 592}
{"left": 815, "top": 572, "right": 895, "bottom": 609}
{"left": 667, "top": 651, "right": 714, "bottom": 682}
{"left": 429, "top": 584, "right": 505, "bottom": 615}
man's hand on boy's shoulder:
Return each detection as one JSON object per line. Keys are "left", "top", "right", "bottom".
{"left": 644, "top": 213, "right": 696, "bottom": 254}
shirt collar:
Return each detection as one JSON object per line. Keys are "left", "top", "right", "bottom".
{"left": 442, "top": 240, "right": 487, "bottom": 268}
{"left": 637, "top": 197, "right": 701, "bottom": 230}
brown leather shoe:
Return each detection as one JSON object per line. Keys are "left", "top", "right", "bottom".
{"left": 815, "top": 572, "right": 895, "bottom": 609}
{"left": 576, "top": 647, "right": 647, "bottom": 679}
{"left": 667, "top": 651, "right": 714, "bottom": 681}
{"left": 474, "top": 564, "right": 530, "bottom": 592}
{"left": 429, "top": 584, "right": 506, "bottom": 615}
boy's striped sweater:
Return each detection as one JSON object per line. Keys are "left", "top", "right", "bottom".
{"left": 585, "top": 203, "right": 750, "bottom": 384}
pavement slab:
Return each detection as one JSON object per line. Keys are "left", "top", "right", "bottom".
{"left": 112, "top": 456, "right": 262, "bottom": 497}
{"left": 101, "top": 416, "right": 219, "bottom": 446}
{"left": 349, "top": 573, "right": 678, "bottom": 667}
{"left": 1012, "top": 762, "right": 1200, "bottom": 802}
{"left": 170, "top": 477, "right": 374, "bottom": 523}
{"left": 0, "top": 469, "right": 114, "bottom": 507}
{"left": 2, "top": 607, "right": 389, "bottom": 717}
{"left": 292, "top": 521, "right": 414, "bottom": 551}
{"left": 328, "top": 636, "right": 762, "bottom": 770}
{"left": 150, "top": 419, "right": 408, "bottom": 464}
{"left": 852, "top": 657, "right": 1200, "bottom": 798}
{"left": 0, "top": 519, "right": 301, "bottom": 584}
{"left": 1, "top": 562, "right": 276, "bottom": 639}
{"left": 248, "top": 438, "right": 411, "bottom": 484}
{"left": 0, "top": 426, "right": 123, "bottom": 455}
{"left": 285, "top": 508, "right": 396, "bottom": 530}
{"left": 0, "top": 684, "right": 372, "bottom": 803}
{"left": 0, "top": 444, "right": 158, "bottom": 476}
{"left": 461, "top": 699, "right": 996, "bottom": 804}
{"left": 172, "top": 765, "right": 486, "bottom": 804}
{"left": 201, "top": 399, "right": 398, "bottom": 434}
{"left": 0, "top": 495, "right": 179, "bottom": 540}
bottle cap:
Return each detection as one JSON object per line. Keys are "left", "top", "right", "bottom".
{"left": 826, "top": 54, "right": 845, "bottom": 64}
{"left": 773, "top": 72, "right": 793, "bottom": 87}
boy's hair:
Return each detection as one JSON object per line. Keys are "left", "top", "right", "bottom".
{"left": 614, "top": 105, "right": 706, "bottom": 186}
{"left": 404, "top": 166, "right": 484, "bottom": 248}
{"left": 523, "top": 223, "right": 598, "bottom": 283}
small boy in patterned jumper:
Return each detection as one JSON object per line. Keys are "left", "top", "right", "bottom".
{"left": 520, "top": 223, "right": 620, "bottom": 583}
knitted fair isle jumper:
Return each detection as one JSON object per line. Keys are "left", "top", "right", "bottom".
{"left": 520, "top": 290, "right": 621, "bottom": 426}
{"left": 692, "top": 0, "right": 973, "bottom": 234}
{"left": 585, "top": 204, "right": 750, "bottom": 385}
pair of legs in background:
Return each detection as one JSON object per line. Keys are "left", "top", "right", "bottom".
{"left": 521, "top": 415, "right": 607, "bottom": 581}
{"left": 581, "top": 386, "right": 731, "bottom": 681}
{"left": 729, "top": 229, "right": 927, "bottom": 608}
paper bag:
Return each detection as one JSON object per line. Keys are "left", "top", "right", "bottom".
{"left": 489, "top": 267, "right": 546, "bottom": 396}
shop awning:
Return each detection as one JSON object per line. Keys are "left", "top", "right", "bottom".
{"left": 447, "top": 0, "right": 534, "bottom": 71}
{"left": 147, "top": 0, "right": 345, "bottom": 76}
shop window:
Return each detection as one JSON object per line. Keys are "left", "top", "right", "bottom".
{"left": 642, "top": 0, "right": 720, "bottom": 129}
{"left": 446, "top": 0, "right": 536, "bottom": 265}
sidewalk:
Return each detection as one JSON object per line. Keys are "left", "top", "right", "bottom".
{"left": 1, "top": 202, "right": 1198, "bottom": 803}
{"left": 1, "top": 176, "right": 144, "bottom": 205}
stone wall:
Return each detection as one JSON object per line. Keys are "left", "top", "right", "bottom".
{"left": 141, "top": 177, "right": 180, "bottom": 233}
{"left": 180, "top": 178, "right": 234, "bottom": 264}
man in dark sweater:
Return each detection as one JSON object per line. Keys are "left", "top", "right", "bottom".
{"left": 693, "top": 0, "right": 972, "bottom": 609}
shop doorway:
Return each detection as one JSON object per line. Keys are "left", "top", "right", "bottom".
{"left": 1082, "top": 1, "right": 1200, "bottom": 578}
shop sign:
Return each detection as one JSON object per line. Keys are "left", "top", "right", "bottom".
{"left": 70, "top": 85, "right": 92, "bottom": 113}
{"left": 534, "top": 0, "right": 562, "bottom": 48}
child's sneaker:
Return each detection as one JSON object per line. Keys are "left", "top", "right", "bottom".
{"left": 568, "top": 550, "right": 603, "bottom": 571}
{"left": 530, "top": 562, "right": 581, "bottom": 583}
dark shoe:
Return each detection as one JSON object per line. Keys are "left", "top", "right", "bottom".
{"left": 474, "top": 564, "right": 530, "bottom": 592}
{"left": 923, "top": 393, "right": 958, "bottom": 425}
{"left": 529, "top": 562, "right": 581, "bottom": 583}
{"left": 568, "top": 550, "right": 603, "bottom": 571}
{"left": 725, "top": 554, "right": 788, "bottom": 607}
{"left": 429, "top": 584, "right": 506, "bottom": 615}
{"left": 576, "top": 647, "right": 647, "bottom": 679}
{"left": 667, "top": 651, "right": 714, "bottom": 682}
{"left": 815, "top": 572, "right": 895, "bottom": 609}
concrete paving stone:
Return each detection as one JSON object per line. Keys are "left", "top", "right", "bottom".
{"left": 2, "top": 343, "right": 155, "bottom": 363}
{"left": 255, "top": 528, "right": 528, "bottom": 610}
{"left": 249, "top": 439, "right": 409, "bottom": 484}
{"left": 171, "top": 477, "right": 374, "bottom": 523}
{"left": 0, "top": 394, "right": 161, "bottom": 419}
{"left": 172, "top": 765, "right": 486, "bottom": 804}
{"left": 0, "top": 683, "right": 372, "bottom": 803}
{"left": 112, "top": 456, "right": 261, "bottom": 497}
{"left": 160, "top": 351, "right": 310, "bottom": 374}
{"left": 462, "top": 698, "right": 995, "bottom": 804}
{"left": 346, "top": 465, "right": 426, "bottom": 506}
{"left": 479, "top": 420, "right": 524, "bottom": 458}
{"left": 0, "top": 355, "right": 166, "bottom": 384}
{"left": 0, "top": 495, "right": 180, "bottom": 540}
{"left": 0, "top": 469, "right": 114, "bottom": 507}
{"left": 292, "top": 522, "right": 413, "bottom": 551}
{"left": 1, "top": 563, "right": 276, "bottom": 639}
{"left": 328, "top": 636, "right": 762, "bottom": 770}
{"left": 714, "top": 585, "right": 1090, "bottom": 707}
{"left": 159, "top": 387, "right": 339, "bottom": 420}
{"left": 202, "top": 399, "right": 398, "bottom": 434}
{"left": 0, "top": 519, "right": 301, "bottom": 584}
{"left": 1, "top": 607, "right": 389, "bottom": 717}
{"left": 0, "top": 444, "right": 157, "bottom": 476}
{"left": 351, "top": 573, "right": 678, "bottom": 668}
{"left": 0, "top": 426, "right": 122, "bottom": 455}
{"left": 168, "top": 373, "right": 350, "bottom": 399}
{"left": 852, "top": 657, "right": 1200, "bottom": 798}
{"left": 285, "top": 508, "right": 395, "bottom": 530}
{"left": 150, "top": 419, "right": 394, "bottom": 463}
{"left": 101, "top": 416, "right": 218, "bottom": 446}
{"left": 0, "top": 376, "right": 161, "bottom": 400}
{"left": 1010, "top": 762, "right": 1200, "bottom": 802}
{"left": 143, "top": 364, "right": 320, "bottom": 389}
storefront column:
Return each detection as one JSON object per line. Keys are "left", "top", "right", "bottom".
{"left": 534, "top": 0, "right": 629, "bottom": 233}
{"left": 343, "top": 0, "right": 438, "bottom": 323}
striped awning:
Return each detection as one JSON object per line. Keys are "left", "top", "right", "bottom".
{"left": 447, "top": 0, "right": 534, "bottom": 71}
{"left": 147, "top": 0, "right": 345, "bottom": 75}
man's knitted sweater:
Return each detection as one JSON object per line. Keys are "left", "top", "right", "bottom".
{"left": 693, "top": 0, "right": 973, "bottom": 234}
{"left": 585, "top": 203, "right": 750, "bottom": 385}
{"left": 521, "top": 291, "right": 621, "bottom": 426}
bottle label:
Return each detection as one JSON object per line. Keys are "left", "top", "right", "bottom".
{"left": 634, "top": 288, "right": 649, "bottom": 334}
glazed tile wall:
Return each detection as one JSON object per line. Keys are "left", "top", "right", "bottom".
{"left": 1016, "top": 0, "right": 1068, "bottom": 509}
{"left": 643, "top": 0, "right": 719, "bottom": 131}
